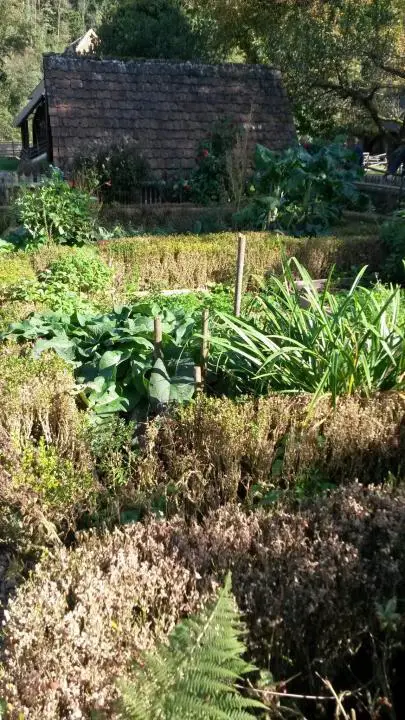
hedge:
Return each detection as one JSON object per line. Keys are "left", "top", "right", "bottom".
{"left": 132, "top": 392, "right": 405, "bottom": 516}
{"left": 98, "top": 225, "right": 384, "bottom": 290}
{"left": 0, "top": 344, "right": 98, "bottom": 591}
{"left": 0, "top": 224, "right": 383, "bottom": 297}
{"left": 1, "top": 484, "right": 405, "bottom": 718}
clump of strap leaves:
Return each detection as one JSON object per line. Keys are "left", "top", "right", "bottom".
{"left": 118, "top": 572, "right": 267, "bottom": 719}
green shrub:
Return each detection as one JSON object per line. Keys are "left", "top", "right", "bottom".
{"left": 236, "top": 141, "right": 368, "bottom": 235}
{"left": 88, "top": 416, "right": 140, "bottom": 522}
{"left": 0, "top": 253, "right": 35, "bottom": 289}
{"left": 0, "top": 343, "right": 87, "bottom": 458}
{"left": 13, "top": 438, "right": 97, "bottom": 528}
{"left": 0, "top": 344, "right": 97, "bottom": 601}
{"left": 136, "top": 392, "right": 405, "bottom": 514}
{"left": 189, "top": 118, "right": 240, "bottom": 205}
{"left": 74, "top": 141, "right": 150, "bottom": 203}
{"left": 2, "top": 485, "right": 405, "bottom": 719}
{"left": 14, "top": 168, "right": 98, "bottom": 248}
{"left": 1, "top": 247, "right": 112, "bottom": 315}
{"left": 0, "top": 237, "right": 14, "bottom": 253}
{"left": 39, "top": 247, "right": 112, "bottom": 293}
{"left": 1, "top": 279, "right": 98, "bottom": 315}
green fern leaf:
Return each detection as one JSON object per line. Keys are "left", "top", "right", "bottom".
{"left": 118, "top": 573, "right": 267, "bottom": 719}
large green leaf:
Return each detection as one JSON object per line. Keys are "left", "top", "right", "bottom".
{"left": 148, "top": 358, "right": 171, "bottom": 405}
{"left": 255, "top": 143, "right": 276, "bottom": 170}
{"left": 88, "top": 384, "right": 128, "bottom": 415}
{"left": 32, "top": 335, "right": 76, "bottom": 363}
{"left": 169, "top": 361, "right": 195, "bottom": 403}
{"left": 99, "top": 350, "right": 125, "bottom": 369}
{"left": 124, "top": 316, "right": 154, "bottom": 334}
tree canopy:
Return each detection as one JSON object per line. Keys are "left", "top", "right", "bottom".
{"left": 186, "top": 0, "right": 405, "bottom": 139}
{"left": 97, "top": 0, "right": 207, "bottom": 61}
{"left": 0, "top": 0, "right": 109, "bottom": 138}
{"left": 0, "top": 0, "right": 404, "bottom": 142}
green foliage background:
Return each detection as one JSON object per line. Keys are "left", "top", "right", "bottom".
{"left": 1, "top": 0, "right": 403, "bottom": 141}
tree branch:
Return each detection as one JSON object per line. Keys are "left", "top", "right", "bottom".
{"left": 315, "top": 80, "right": 387, "bottom": 133}
{"left": 367, "top": 52, "right": 405, "bottom": 80}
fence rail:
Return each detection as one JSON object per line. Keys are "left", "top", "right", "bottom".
{"left": 363, "top": 152, "right": 387, "bottom": 169}
{"left": 362, "top": 172, "right": 403, "bottom": 187}
{"left": 0, "top": 141, "right": 21, "bottom": 158}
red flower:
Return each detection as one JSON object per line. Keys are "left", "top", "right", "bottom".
{"left": 202, "top": 149, "right": 209, "bottom": 157}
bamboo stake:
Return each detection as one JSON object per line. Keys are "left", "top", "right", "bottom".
{"left": 316, "top": 673, "right": 349, "bottom": 720}
{"left": 194, "top": 365, "right": 202, "bottom": 393}
{"left": 240, "top": 688, "right": 339, "bottom": 702}
{"left": 153, "top": 316, "right": 162, "bottom": 360}
{"left": 234, "top": 232, "right": 246, "bottom": 317}
{"left": 201, "top": 308, "right": 209, "bottom": 379}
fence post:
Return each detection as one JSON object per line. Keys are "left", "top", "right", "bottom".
{"left": 234, "top": 232, "right": 246, "bottom": 317}
{"left": 201, "top": 308, "right": 209, "bottom": 380}
{"left": 194, "top": 365, "right": 202, "bottom": 394}
{"left": 153, "top": 316, "right": 162, "bottom": 360}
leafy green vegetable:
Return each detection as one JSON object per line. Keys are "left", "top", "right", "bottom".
{"left": 2, "top": 303, "right": 198, "bottom": 418}
{"left": 0, "top": 238, "right": 13, "bottom": 253}
{"left": 14, "top": 167, "right": 98, "bottom": 249}
{"left": 236, "top": 141, "right": 368, "bottom": 236}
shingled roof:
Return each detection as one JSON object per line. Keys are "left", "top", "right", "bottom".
{"left": 43, "top": 54, "right": 296, "bottom": 175}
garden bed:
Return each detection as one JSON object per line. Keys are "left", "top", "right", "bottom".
{"left": 2, "top": 484, "right": 405, "bottom": 719}
{"left": 1, "top": 210, "right": 405, "bottom": 719}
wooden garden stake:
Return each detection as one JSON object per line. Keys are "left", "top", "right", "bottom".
{"left": 234, "top": 232, "right": 246, "bottom": 317}
{"left": 153, "top": 316, "right": 162, "bottom": 359}
{"left": 194, "top": 365, "right": 202, "bottom": 394}
{"left": 201, "top": 308, "right": 209, "bottom": 378}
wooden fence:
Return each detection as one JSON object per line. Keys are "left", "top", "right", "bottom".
{"left": 0, "top": 142, "right": 21, "bottom": 158}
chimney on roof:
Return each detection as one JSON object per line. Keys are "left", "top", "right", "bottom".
{"left": 63, "top": 28, "right": 98, "bottom": 56}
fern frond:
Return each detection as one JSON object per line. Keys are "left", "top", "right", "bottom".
{"left": 118, "top": 572, "right": 268, "bottom": 719}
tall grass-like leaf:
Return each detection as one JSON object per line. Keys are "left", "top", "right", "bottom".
{"left": 209, "top": 258, "right": 405, "bottom": 402}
